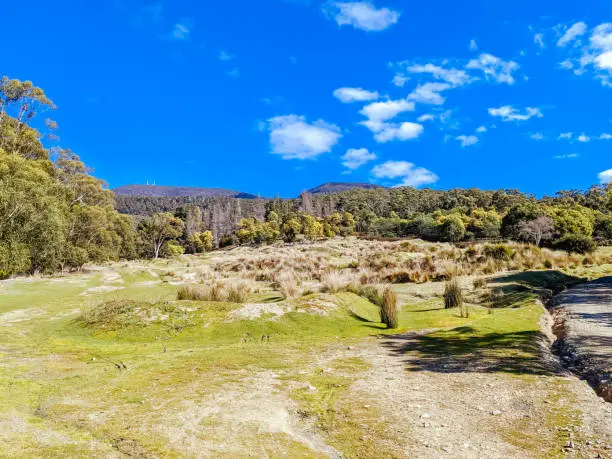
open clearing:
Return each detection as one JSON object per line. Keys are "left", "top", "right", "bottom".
{"left": 0, "top": 238, "right": 611, "bottom": 458}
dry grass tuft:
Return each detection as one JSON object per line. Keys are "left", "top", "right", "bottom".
{"left": 381, "top": 286, "right": 399, "bottom": 329}
{"left": 444, "top": 277, "right": 463, "bottom": 310}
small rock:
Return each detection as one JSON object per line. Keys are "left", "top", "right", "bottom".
{"left": 442, "top": 447, "right": 450, "bottom": 452}
{"left": 420, "top": 413, "right": 431, "bottom": 419}
{"left": 565, "top": 441, "right": 575, "bottom": 449}
{"left": 363, "top": 404, "right": 371, "bottom": 409}
{"left": 491, "top": 410, "right": 502, "bottom": 416}
{"left": 307, "top": 384, "right": 317, "bottom": 393}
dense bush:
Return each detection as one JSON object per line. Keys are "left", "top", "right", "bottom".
{"left": 553, "top": 234, "right": 597, "bottom": 254}
{"left": 0, "top": 76, "right": 138, "bottom": 276}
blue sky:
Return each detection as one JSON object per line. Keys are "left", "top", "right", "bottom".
{"left": 1, "top": 0, "right": 611, "bottom": 197}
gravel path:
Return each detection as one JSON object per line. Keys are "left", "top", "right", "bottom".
{"left": 552, "top": 276, "right": 612, "bottom": 401}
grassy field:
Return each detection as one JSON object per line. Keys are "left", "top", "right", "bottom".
{"left": 1, "top": 239, "right": 611, "bottom": 457}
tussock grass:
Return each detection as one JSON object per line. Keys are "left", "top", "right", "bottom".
{"left": 444, "top": 277, "right": 463, "bottom": 310}
{"left": 381, "top": 286, "right": 399, "bottom": 329}
{"left": 176, "top": 280, "right": 253, "bottom": 303}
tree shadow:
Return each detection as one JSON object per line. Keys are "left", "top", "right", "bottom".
{"left": 491, "top": 271, "right": 585, "bottom": 294}
{"left": 380, "top": 328, "right": 560, "bottom": 376}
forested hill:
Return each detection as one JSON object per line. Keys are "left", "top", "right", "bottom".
{"left": 114, "top": 185, "right": 611, "bottom": 244}
{"left": 307, "top": 182, "right": 382, "bottom": 194}
{"left": 114, "top": 185, "right": 258, "bottom": 199}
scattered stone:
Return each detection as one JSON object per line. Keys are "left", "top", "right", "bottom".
{"left": 491, "top": 410, "right": 502, "bottom": 416}
{"left": 565, "top": 441, "right": 575, "bottom": 449}
{"left": 420, "top": 413, "right": 431, "bottom": 419}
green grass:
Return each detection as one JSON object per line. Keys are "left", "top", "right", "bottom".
{"left": 0, "top": 261, "right": 608, "bottom": 456}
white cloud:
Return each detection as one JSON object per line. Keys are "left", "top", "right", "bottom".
{"left": 404, "top": 63, "right": 471, "bottom": 86}
{"left": 371, "top": 160, "right": 438, "bottom": 187}
{"left": 466, "top": 53, "right": 520, "bottom": 84}
{"left": 341, "top": 148, "right": 377, "bottom": 170}
{"left": 456, "top": 135, "right": 479, "bottom": 147}
{"left": 374, "top": 122, "right": 424, "bottom": 143}
{"left": 577, "top": 134, "right": 591, "bottom": 142}
{"left": 476, "top": 125, "right": 487, "bottom": 133}
{"left": 324, "top": 1, "right": 400, "bottom": 32}
{"left": 596, "top": 51, "right": 612, "bottom": 69}
{"left": 599, "top": 169, "right": 612, "bottom": 183}
{"left": 554, "top": 153, "right": 580, "bottom": 159}
{"left": 557, "top": 21, "right": 588, "bottom": 47}
{"left": 530, "top": 132, "right": 545, "bottom": 140}
{"left": 469, "top": 39, "right": 478, "bottom": 51}
{"left": 171, "top": 23, "right": 190, "bottom": 40}
{"left": 391, "top": 74, "right": 409, "bottom": 87}
{"left": 333, "top": 87, "right": 380, "bottom": 103}
{"left": 226, "top": 68, "right": 239, "bottom": 79}
{"left": 266, "top": 115, "right": 342, "bottom": 160}
{"left": 408, "top": 82, "right": 451, "bottom": 105}
{"left": 359, "top": 99, "right": 415, "bottom": 124}
{"left": 417, "top": 114, "right": 435, "bottom": 122}
{"left": 534, "top": 33, "right": 545, "bottom": 49}
{"left": 488, "top": 105, "right": 543, "bottom": 122}
{"left": 559, "top": 23, "right": 612, "bottom": 86}
{"left": 219, "top": 51, "right": 235, "bottom": 61}
{"left": 600, "top": 133, "right": 612, "bottom": 140}
{"left": 558, "top": 132, "right": 573, "bottom": 140}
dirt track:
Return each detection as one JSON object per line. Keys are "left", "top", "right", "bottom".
{"left": 552, "top": 277, "right": 612, "bottom": 401}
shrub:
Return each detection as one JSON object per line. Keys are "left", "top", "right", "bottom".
{"left": 438, "top": 215, "right": 466, "bottom": 242}
{"left": 553, "top": 234, "right": 597, "bottom": 254}
{"left": 444, "top": 278, "right": 463, "bottom": 309}
{"left": 484, "top": 244, "right": 514, "bottom": 261}
{"left": 380, "top": 286, "right": 399, "bottom": 329}
{"left": 162, "top": 242, "right": 185, "bottom": 258}
{"left": 543, "top": 259, "right": 553, "bottom": 269}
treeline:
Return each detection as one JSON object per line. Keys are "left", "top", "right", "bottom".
{"left": 2, "top": 74, "right": 610, "bottom": 278}
{"left": 0, "top": 77, "right": 137, "bottom": 278}
{"left": 118, "top": 184, "right": 612, "bottom": 253}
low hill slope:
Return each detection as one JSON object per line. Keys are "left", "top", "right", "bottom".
{"left": 114, "top": 185, "right": 258, "bottom": 199}
{"left": 307, "top": 182, "right": 383, "bottom": 195}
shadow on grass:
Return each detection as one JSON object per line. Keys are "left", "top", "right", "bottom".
{"left": 381, "top": 328, "right": 559, "bottom": 376}
{"left": 491, "top": 271, "right": 585, "bottom": 294}
{"left": 486, "top": 270, "right": 587, "bottom": 309}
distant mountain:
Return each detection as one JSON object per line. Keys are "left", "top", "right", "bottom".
{"left": 113, "top": 185, "right": 258, "bottom": 199}
{"left": 307, "top": 182, "right": 383, "bottom": 195}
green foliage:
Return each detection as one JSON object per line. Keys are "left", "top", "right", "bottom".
{"left": 138, "top": 212, "right": 184, "bottom": 259}
{"left": 501, "top": 202, "right": 544, "bottom": 239}
{"left": 552, "top": 234, "right": 597, "bottom": 254}
{"left": 236, "top": 218, "right": 280, "bottom": 244}
{"left": 161, "top": 241, "right": 185, "bottom": 258}
{"left": 438, "top": 215, "right": 466, "bottom": 242}
{"left": 546, "top": 206, "right": 594, "bottom": 238}
{"left": 0, "top": 76, "right": 138, "bottom": 276}
{"left": 593, "top": 212, "right": 612, "bottom": 243}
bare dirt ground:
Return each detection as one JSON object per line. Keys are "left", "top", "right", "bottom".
{"left": 322, "top": 328, "right": 612, "bottom": 458}
{"left": 552, "top": 277, "right": 612, "bottom": 402}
